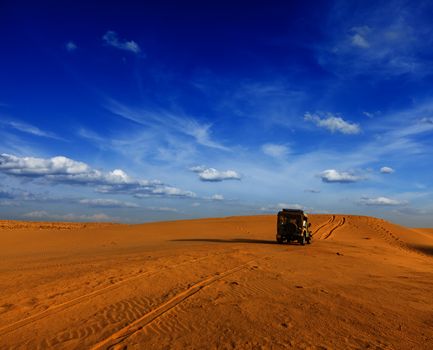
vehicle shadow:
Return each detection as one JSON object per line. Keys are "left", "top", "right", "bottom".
{"left": 171, "top": 238, "right": 278, "bottom": 245}
{"left": 410, "top": 244, "right": 433, "bottom": 257}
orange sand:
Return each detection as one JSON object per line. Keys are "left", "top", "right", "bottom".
{"left": 1, "top": 214, "right": 433, "bottom": 349}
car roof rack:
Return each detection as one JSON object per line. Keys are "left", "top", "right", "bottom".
{"left": 280, "top": 209, "right": 304, "bottom": 214}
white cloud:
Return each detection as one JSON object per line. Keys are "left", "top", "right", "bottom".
{"left": 0, "top": 154, "right": 90, "bottom": 176}
{"left": 150, "top": 185, "right": 196, "bottom": 197}
{"left": 380, "top": 166, "right": 394, "bottom": 174}
{"left": 65, "top": 41, "right": 77, "bottom": 52}
{"left": 360, "top": 196, "right": 407, "bottom": 206}
{"left": 319, "top": 169, "right": 363, "bottom": 183}
{"left": 304, "top": 112, "right": 360, "bottom": 134}
{"left": 0, "top": 153, "right": 195, "bottom": 198}
{"left": 191, "top": 166, "right": 241, "bottom": 182}
{"left": 105, "top": 169, "right": 131, "bottom": 183}
{"left": 79, "top": 198, "right": 139, "bottom": 208}
{"left": 199, "top": 169, "right": 240, "bottom": 182}
{"left": 102, "top": 31, "right": 141, "bottom": 54}
{"left": 211, "top": 194, "right": 224, "bottom": 201}
{"left": 261, "top": 143, "right": 290, "bottom": 158}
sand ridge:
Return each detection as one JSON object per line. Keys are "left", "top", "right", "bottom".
{"left": 1, "top": 214, "right": 433, "bottom": 349}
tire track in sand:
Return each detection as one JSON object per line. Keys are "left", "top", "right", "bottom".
{"left": 0, "top": 254, "right": 218, "bottom": 337}
{"left": 45, "top": 295, "right": 153, "bottom": 348}
{"left": 90, "top": 259, "right": 259, "bottom": 350}
{"left": 141, "top": 264, "right": 263, "bottom": 341}
{"left": 322, "top": 217, "right": 346, "bottom": 240}
{"left": 313, "top": 215, "right": 335, "bottom": 238}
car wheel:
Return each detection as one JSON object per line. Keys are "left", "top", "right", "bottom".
{"left": 300, "top": 234, "right": 306, "bottom": 245}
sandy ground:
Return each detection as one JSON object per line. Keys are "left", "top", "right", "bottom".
{"left": 1, "top": 214, "right": 433, "bottom": 350}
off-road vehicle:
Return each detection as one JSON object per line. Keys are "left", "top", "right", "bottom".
{"left": 276, "top": 209, "right": 312, "bottom": 245}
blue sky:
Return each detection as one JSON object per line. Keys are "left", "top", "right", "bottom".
{"left": 1, "top": 0, "right": 433, "bottom": 225}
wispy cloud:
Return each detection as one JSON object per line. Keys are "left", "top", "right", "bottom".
{"left": 146, "top": 206, "right": 178, "bottom": 212}
{"left": 319, "top": 1, "right": 433, "bottom": 77}
{"left": 78, "top": 125, "right": 198, "bottom": 169}
{"left": 363, "top": 111, "right": 376, "bottom": 119}
{"left": 79, "top": 198, "right": 139, "bottom": 208}
{"left": 0, "top": 128, "right": 44, "bottom": 156}
{"left": 102, "top": 31, "right": 141, "bottom": 54}
{"left": 0, "top": 189, "right": 14, "bottom": 200}
{"left": 393, "top": 207, "right": 431, "bottom": 216}
{"left": 205, "top": 78, "right": 307, "bottom": 130}
{"left": 23, "top": 211, "right": 114, "bottom": 221}
{"left": 23, "top": 210, "right": 50, "bottom": 218}
{"left": 65, "top": 41, "right": 77, "bottom": 52}
{"left": 351, "top": 28, "right": 370, "bottom": 48}
{"left": 304, "top": 112, "right": 360, "bottom": 134}
{"left": 0, "top": 153, "right": 196, "bottom": 198}
{"left": 261, "top": 143, "right": 290, "bottom": 159}
{"left": 0, "top": 118, "right": 62, "bottom": 140}
{"left": 105, "top": 100, "right": 229, "bottom": 151}
{"left": 0, "top": 185, "right": 51, "bottom": 203}
{"left": 357, "top": 101, "right": 433, "bottom": 159}
{"left": 112, "top": 185, "right": 195, "bottom": 198}
{"left": 190, "top": 166, "right": 241, "bottom": 182}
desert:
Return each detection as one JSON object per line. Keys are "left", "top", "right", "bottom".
{"left": 1, "top": 214, "right": 433, "bottom": 349}
{"left": 2, "top": 2, "right": 433, "bottom": 348}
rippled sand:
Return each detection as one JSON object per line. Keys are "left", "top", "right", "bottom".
{"left": 1, "top": 215, "right": 433, "bottom": 349}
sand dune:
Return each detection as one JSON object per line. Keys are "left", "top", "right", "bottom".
{"left": 1, "top": 214, "right": 433, "bottom": 349}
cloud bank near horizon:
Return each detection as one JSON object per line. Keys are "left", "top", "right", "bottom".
{"left": 0, "top": 153, "right": 196, "bottom": 198}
